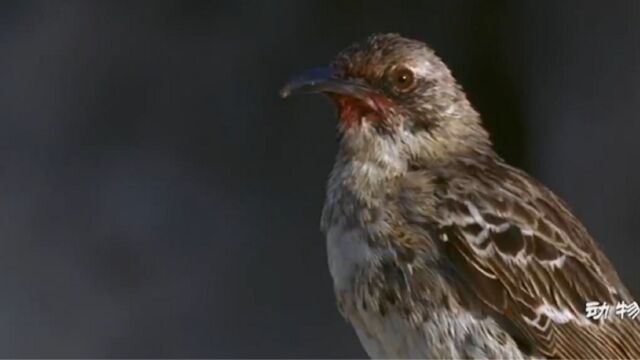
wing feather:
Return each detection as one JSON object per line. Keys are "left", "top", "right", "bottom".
{"left": 403, "top": 160, "right": 640, "bottom": 358}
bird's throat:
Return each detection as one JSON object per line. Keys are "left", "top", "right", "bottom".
{"left": 329, "top": 94, "right": 390, "bottom": 127}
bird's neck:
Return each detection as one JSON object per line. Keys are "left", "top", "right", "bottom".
{"left": 322, "top": 114, "right": 495, "bottom": 230}
{"left": 321, "top": 129, "right": 404, "bottom": 233}
{"left": 321, "top": 152, "right": 400, "bottom": 234}
{"left": 334, "top": 127, "right": 407, "bottom": 196}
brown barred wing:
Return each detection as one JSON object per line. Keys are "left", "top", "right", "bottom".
{"left": 431, "top": 165, "right": 640, "bottom": 359}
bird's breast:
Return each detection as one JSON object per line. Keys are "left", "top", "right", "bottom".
{"left": 325, "top": 222, "right": 382, "bottom": 293}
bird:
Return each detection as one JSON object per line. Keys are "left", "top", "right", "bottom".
{"left": 280, "top": 33, "right": 640, "bottom": 359}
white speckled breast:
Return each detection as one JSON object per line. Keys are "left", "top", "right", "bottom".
{"left": 325, "top": 222, "right": 379, "bottom": 293}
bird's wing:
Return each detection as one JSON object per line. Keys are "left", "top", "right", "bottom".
{"left": 403, "top": 161, "right": 640, "bottom": 359}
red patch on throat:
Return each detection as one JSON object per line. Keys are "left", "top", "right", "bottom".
{"left": 328, "top": 94, "right": 392, "bottom": 127}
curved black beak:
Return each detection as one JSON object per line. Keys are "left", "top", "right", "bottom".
{"left": 279, "top": 67, "right": 375, "bottom": 101}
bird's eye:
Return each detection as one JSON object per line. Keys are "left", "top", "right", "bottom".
{"left": 388, "top": 66, "right": 416, "bottom": 92}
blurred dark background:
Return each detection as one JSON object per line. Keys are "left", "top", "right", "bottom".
{"left": 0, "top": 0, "right": 638, "bottom": 357}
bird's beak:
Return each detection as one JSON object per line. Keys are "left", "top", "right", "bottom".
{"left": 279, "top": 67, "right": 375, "bottom": 101}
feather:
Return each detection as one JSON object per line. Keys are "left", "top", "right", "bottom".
{"left": 409, "top": 157, "right": 640, "bottom": 358}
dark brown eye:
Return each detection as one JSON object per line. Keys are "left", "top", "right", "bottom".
{"left": 389, "top": 66, "right": 416, "bottom": 92}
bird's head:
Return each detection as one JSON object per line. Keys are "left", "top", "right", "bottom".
{"left": 281, "top": 33, "right": 492, "bottom": 171}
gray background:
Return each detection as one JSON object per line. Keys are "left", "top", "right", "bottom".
{"left": 0, "top": 1, "right": 638, "bottom": 357}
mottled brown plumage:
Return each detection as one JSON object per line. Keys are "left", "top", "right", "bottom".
{"left": 281, "top": 33, "right": 640, "bottom": 359}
